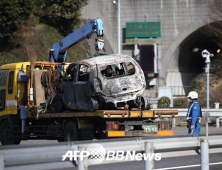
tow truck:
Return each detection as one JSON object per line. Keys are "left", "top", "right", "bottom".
{"left": 0, "top": 19, "right": 178, "bottom": 145}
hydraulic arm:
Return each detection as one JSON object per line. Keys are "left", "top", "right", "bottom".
{"left": 49, "top": 18, "right": 104, "bottom": 63}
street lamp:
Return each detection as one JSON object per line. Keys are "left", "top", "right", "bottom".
{"left": 202, "top": 49, "right": 214, "bottom": 109}
{"left": 113, "top": 0, "right": 121, "bottom": 54}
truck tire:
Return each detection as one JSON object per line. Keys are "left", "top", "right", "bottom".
{"left": 64, "top": 121, "right": 78, "bottom": 141}
{"left": 0, "top": 120, "right": 21, "bottom": 145}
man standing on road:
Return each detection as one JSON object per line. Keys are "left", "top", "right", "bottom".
{"left": 186, "top": 91, "right": 202, "bottom": 134}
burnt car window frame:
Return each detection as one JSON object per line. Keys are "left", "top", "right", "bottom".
{"left": 67, "top": 63, "right": 78, "bottom": 82}
{"left": 100, "top": 63, "right": 126, "bottom": 78}
{"left": 99, "top": 61, "right": 136, "bottom": 79}
{"left": 125, "top": 62, "right": 136, "bottom": 75}
{"left": 76, "top": 63, "right": 91, "bottom": 82}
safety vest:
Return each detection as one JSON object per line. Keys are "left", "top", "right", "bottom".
{"left": 186, "top": 101, "right": 202, "bottom": 120}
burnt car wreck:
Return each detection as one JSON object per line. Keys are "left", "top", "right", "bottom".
{"left": 40, "top": 54, "right": 150, "bottom": 112}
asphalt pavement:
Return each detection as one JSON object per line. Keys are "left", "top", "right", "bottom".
{"left": 18, "top": 126, "right": 222, "bottom": 145}
{"left": 63, "top": 153, "right": 222, "bottom": 170}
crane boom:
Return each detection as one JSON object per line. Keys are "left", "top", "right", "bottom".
{"left": 49, "top": 18, "right": 104, "bottom": 63}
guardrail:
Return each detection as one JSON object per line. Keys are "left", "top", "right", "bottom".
{"left": 177, "top": 109, "right": 222, "bottom": 117}
{"left": 150, "top": 108, "right": 222, "bottom": 117}
{"left": 177, "top": 109, "right": 222, "bottom": 128}
{"left": 0, "top": 134, "right": 222, "bottom": 170}
{"left": 152, "top": 108, "right": 222, "bottom": 127}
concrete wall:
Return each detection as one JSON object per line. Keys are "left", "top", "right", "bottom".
{"left": 81, "top": 0, "right": 211, "bottom": 97}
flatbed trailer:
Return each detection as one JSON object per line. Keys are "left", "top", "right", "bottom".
{"left": 33, "top": 109, "right": 178, "bottom": 119}
{"left": 21, "top": 109, "right": 178, "bottom": 141}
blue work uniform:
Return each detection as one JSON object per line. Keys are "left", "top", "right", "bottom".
{"left": 187, "top": 101, "right": 201, "bottom": 134}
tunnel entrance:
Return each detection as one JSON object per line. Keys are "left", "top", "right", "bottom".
{"left": 178, "top": 28, "right": 219, "bottom": 73}
{"left": 167, "top": 24, "right": 221, "bottom": 97}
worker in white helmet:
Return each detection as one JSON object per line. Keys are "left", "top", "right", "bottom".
{"left": 186, "top": 91, "right": 202, "bottom": 134}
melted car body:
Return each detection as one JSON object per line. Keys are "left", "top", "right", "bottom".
{"left": 60, "top": 54, "right": 149, "bottom": 111}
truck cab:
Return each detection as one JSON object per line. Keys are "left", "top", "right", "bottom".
{"left": 0, "top": 62, "right": 29, "bottom": 144}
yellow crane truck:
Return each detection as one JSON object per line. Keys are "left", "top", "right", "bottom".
{"left": 0, "top": 61, "right": 178, "bottom": 145}
{"left": 0, "top": 19, "right": 178, "bottom": 145}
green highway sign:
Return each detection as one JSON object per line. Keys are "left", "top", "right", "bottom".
{"left": 126, "top": 22, "right": 161, "bottom": 38}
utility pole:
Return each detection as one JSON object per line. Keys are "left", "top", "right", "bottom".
{"left": 118, "top": 0, "right": 121, "bottom": 54}
{"left": 202, "top": 49, "right": 214, "bottom": 109}
{"left": 201, "top": 50, "right": 213, "bottom": 170}
{"left": 112, "top": 0, "right": 121, "bottom": 54}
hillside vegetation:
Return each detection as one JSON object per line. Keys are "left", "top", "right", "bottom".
{"left": 188, "top": 0, "right": 222, "bottom": 108}
{"left": 190, "top": 52, "right": 222, "bottom": 108}
{"left": 0, "top": 0, "right": 89, "bottom": 65}
{"left": 0, "top": 23, "right": 89, "bottom": 65}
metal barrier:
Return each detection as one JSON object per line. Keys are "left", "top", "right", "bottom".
{"left": 177, "top": 108, "right": 222, "bottom": 117}
{"left": 177, "top": 108, "right": 222, "bottom": 128}
{"left": 0, "top": 135, "right": 222, "bottom": 170}
{"left": 154, "top": 108, "right": 222, "bottom": 127}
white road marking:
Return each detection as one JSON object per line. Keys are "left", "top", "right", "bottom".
{"left": 154, "top": 162, "right": 222, "bottom": 170}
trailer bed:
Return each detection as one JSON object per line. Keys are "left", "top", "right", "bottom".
{"left": 30, "top": 109, "right": 178, "bottom": 119}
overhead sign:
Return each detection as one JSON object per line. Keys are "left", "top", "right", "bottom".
{"left": 126, "top": 22, "right": 161, "bottom": 38}
{"left": 125, "top": 38, "right": 161, "bottom": 45}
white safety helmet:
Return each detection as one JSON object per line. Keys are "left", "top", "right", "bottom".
{"left": 187, "top": 91, "right": 198, "bottom": 99}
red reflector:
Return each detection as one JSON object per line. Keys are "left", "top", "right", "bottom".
{"left": 107, "top": 124, "right": 112, "bottom": 130}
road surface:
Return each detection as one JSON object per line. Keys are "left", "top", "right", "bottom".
{"left": 64, "top": 153, "right": 222, "bottom": 170}
{"left": 18, "top": 126, "right": 222, "bottom": 145}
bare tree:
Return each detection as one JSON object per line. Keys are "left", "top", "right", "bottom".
{"left": 202, "top": 0, "right": 222, "bottom": 48}
{"left": 23, "top": 44, "right": 38, "bottom": 88}
{"left": 13, "top": 14, "right": 40, "bottom": 87}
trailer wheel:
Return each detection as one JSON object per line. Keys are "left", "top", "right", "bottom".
{"left": 64, "top": 121, "right": 78, "bottom": 141}
{"left": 0, "top": 120, "right": 21, "bottom": 145}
